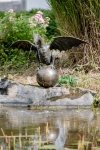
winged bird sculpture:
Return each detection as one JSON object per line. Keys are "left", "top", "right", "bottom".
{"left": 10, "top": 34, "right": 88, "bottom": 68}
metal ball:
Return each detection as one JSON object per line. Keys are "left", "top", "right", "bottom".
{"left": 36, "top": 66, "right": 59, "bottom": 88}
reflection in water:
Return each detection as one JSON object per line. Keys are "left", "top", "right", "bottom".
{"left": 0, "top": 107, "right": 100, "bottom": 149}
{"left": 55, "top": 127, "right": 67, "bottom": 150}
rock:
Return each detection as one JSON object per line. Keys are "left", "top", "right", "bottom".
{"left": 0, "top": 78, "right": 96, "bottom": 107}
{"left": 44, "top": 92, "right": 93, "bottom": 106}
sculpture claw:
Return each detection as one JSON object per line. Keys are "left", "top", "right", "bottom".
{"left": 37, "top": 65, "right": 42, "bottom": 71}
{"left": 49, "top": 65, "right": 55, "bottom": 69}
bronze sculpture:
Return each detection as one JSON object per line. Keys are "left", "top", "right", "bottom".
{"left": 36, "top": 65, "right": 58, "bottom": 88}
{"left": 10, "top": 34, "right": 88, "bottom": 87}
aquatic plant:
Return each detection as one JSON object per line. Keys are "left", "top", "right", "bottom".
{"left": 0, "top": 125, "right": 63, "bottom": 150}
{"left": 1, "top": 117, "right": 100, "bottom": 150}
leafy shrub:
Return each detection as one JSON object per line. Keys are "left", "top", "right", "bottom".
{"left": 46, "top": 19, "right": 60, "bottom": 40}
{"left": 0, "top": 46, "right": 36, "bottom": 70}
{"left": 0, "top": 9, "right": 49, "bottom": 74}
{"left": 58, "top": 75, "right": 78, "bottom": 86}
{"left": 27, "top": 9, "right": 60, "bottom": 38}
{"left": 0, "top": 9, "right": 60, "bottom": 74}
{"left": 0, "top": 9, "right": 50, "bottom": 46}
{"left": 0, "top": 11, "right": 5, "bottom": 18}
{"left": 0, "top": 9, "right": 60, "bottom": 42}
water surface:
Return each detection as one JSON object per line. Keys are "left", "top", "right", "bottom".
{"left": 0, "top": 107, "right": 100, "bottom": 149}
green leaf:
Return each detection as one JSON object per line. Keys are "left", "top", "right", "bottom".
{"left": 58, "top": 75, "right": 78, "bottom": 86}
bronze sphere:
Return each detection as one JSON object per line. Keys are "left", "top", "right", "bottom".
{"left": 36, "top": 66, "right": 59, "bottom": 88}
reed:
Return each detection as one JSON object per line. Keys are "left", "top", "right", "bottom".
{"left": 0, "top": 126, "right": 100, "bottom": 149}
{"left": 0, "top": 146, "right": 3, "bottom": 150}
{"left": 8, "top": 138, "right": 11, "bottom": 150}
{"left": 19, "top": 133, "right": 22, "bottom": 149}
{"left": 47, "top": 0, "right": 100, "bottom": 70}
{"left": 46, "top": 122, "right": 49, "bottom": 143}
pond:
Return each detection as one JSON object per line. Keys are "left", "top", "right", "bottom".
{"left": 0, "top": 106, "right": 100, "bottom": 150}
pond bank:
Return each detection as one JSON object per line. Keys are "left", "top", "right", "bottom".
{"left": 0, "top": 77, "right": 96, "bottom": 107}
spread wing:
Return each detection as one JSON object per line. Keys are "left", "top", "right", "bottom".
{"left": 49, "top": 36, "right": 88, "bottom": 51}
{"left": 10, "top": 40, "right": 38, "bottom": 51}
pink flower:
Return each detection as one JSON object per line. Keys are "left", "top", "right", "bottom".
{"left": 33, "top": 15, "right": 44, "bottom": 24}
{"left": 9, "top": 16, "right": 14, "bottom": 21}
{"left": 35, "top": 13, "right": 42, "bottom": 18}
{"left": 37, "top": 11, "right": 43, "bottom": 15}
{"left": 38, "top": 18, "right": 44, "bottom": 23}
{"left": 33, "top": 11, "right": 44, "bottom": 24}
{"left": 8, "top": 9, "right": 13, "bottom": 13}
{"left": 33, "top": 15, "right": 40, "bottom": 21}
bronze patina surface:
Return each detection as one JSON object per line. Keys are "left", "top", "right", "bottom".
{"left": 10, "top": 34, "right": 88, "bottom": 68}
{"left": 36, "top": 66, "right": 58, "bottom": 88}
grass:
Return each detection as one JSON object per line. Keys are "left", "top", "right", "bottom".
{"left": 75, "top": 70, "right": 100, "bottom": 107}
{"left": 47, "top": 0, "right": 100, "bottom": 70}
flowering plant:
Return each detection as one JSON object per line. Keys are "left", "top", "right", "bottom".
{"left": 0, "top": 9, "right": 50, "bottom": 45}
{"left": 29, "top": 11, "right": 50, "bottom": 38}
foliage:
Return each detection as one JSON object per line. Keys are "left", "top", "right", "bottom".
{"left": 58, "top": 74, "right": 78, "bottom": 86}
{"left": 0, "top": 46, "right": 37, "bottom": 76}
{"left": 20, "top": 9, "right": 60, "bottom": 39}
{"left": 0, "top": 9, "right": 58, "bottom": 74}
{"left": 0, "top": 9, "right": 60, "bottom": 43}
{"left": 0, "top": 9, "right": 50, "bottom": 46}
{"left": 92, "top": 95, "right": 100, "bottom": 108}
{"left": 0, "top": 9, "right": 60, "bottom": 74}
{"left": 46, "top": 19, "right": 60, "bottom": 40}
{"left": 47, "top": 0, "right": 100, "bottom": 36}
{"left": 46, "top": 0, "right": 100, "bottom": 70}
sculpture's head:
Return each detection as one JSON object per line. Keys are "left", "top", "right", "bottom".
{"left": 34, "top": 33, "right": 44, "bottom": 47}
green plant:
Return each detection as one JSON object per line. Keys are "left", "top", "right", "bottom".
{"left": 0, "top": 48, "right": 31, "bottom": 75}
{"left": 46, "top": 19, "right": 60, "bottom": 40}
{"left": 92, "top": 95, "right": 100, "bottom": 108}
{"left": 58, "top": 74, "right": 78, "bottom": 86}
{"left": 46, "top": 0, "right": 100, "bottom": 70}
{"left": 0, "top": 9, "right": 59, "bottom": 37}
{"left": 0, "top": 9, "right": 50, "bottom": 46}
{"left": 0, "top": 9, "right": 31, "bottom": 45}
{"left": 0, "top": 9, "right": 52, "bottom": 74}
